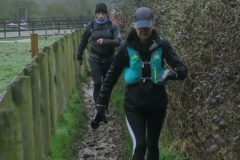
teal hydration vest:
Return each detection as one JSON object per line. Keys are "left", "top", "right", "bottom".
{"left": 124, "top": 42, "right": 165, "bottom": 85}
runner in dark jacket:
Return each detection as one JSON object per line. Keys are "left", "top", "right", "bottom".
{"left": 91, "top": 7, "right": 188, "bottom": 160}
{"left": 77, "top": 3, "right": 121, "bottom": 105}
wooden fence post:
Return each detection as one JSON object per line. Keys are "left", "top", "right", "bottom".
{"left": 43, "top": 46, "right": 57, "bottom": 135}
{"left": 61, "top": 37, "right": 69, "bottom": 108}
{"left": 31, "top": 33, "right": 38, "bottom": 58}
{"left": 66, "top": 36, "right": 73, "bottom": 96}
{"left": 72, "top": 31, "right": 79, "bottom": 84}
{"left": 24, "top": 63, "right": 43, "bottom": 160}
{"left": 52, "top": 23, "right": 55, "bottom": 43}
{"left": 3, "top": 19, "right": 6, "bottom": 38}
{"left": 0, "top": 86, "right": 13, "bottom": 110}
{"left": 45, "top": 24, "right": 48, "bottom": 36}
{"left": 12, "top": 76, "right": 35, "bottom": 160}
{"left": 53, "top": 41, "right": 63, "bottom": 116}
{"left": 18, "top": 22, "right": 21, "bottom": 37}
{"left": 36, "top": 52, "right": 52, "bottom": 157}
{"left": 0, "top": 108, "right": 24, "bottom": 160}
{"left": 58, "top": 20, "right": 60, "bottom": 35}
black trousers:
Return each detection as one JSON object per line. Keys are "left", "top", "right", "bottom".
{"left": 125, "top": 107, "right": 166, "bottom": 160}
{"left": 89, "top": 60, "right": 112, "bottom": 104}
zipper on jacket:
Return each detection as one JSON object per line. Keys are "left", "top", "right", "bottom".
{"left": 101, "top": 25, "right": 103, "bottom": 55}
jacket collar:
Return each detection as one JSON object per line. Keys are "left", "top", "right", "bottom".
{"left": 126, "top": 28, "right": 162, "bottom": 51}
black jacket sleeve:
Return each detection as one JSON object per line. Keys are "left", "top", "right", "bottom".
{"left": 77, "top": 22, "right": 91, "bottom": 61}
{"left": 96, "top": 42, "right": 127, "bottom": 105}
{"left": 102, "top": 21, "right": 121, "bottom": 47}
{"left": 162, "top": 38, "right": 188, "bottom": 80}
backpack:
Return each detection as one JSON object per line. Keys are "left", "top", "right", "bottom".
{"left": 88, "top": 20, "right": 118, "bottom": 54}
{"left": 89, "top": 20, "right": 114, "bottom": 37}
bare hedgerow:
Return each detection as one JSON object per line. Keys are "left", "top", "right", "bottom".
{"left": 116, "top": 0, "right": 240, "bottom": 159}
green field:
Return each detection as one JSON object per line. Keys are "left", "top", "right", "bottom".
{"left": 0, "top": 35, "right": 185, "bottom": 159}
{"left": 0, "top": 35, "right": 64, "bottom": 94}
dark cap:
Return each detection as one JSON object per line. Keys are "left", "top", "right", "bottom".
{"left": 133, "top": 7, "right": 154, "bottom": 29}
{"left": 95, "top": 3, "right": 108, "bottom": 14}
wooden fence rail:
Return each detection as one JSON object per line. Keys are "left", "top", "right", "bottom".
{"left": 0, "top": 17, "right": 93, "bottom": 38}
{"left": 0, "top": 29, "right": 90, "bottom": 160}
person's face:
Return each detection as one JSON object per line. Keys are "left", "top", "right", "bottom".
{"left": 135, "top": 26, "right": 153, "bottom": 44}
{"left": 96, "top": 12, "right": 107, "bottom": 21}
{"left": 136, "top": 22, "right": 154, "bottom": 44}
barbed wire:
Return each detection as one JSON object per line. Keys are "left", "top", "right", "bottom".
{"left": 38, "top": 34, "right": 64, "bottom": 52}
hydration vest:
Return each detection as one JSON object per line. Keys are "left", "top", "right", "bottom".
{"left": 123, "top": 41, "right": 166, "bottom": 85}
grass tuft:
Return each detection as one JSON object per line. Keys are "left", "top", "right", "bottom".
{"left": 44, "top": 84, "right": 88, "bottom": 160}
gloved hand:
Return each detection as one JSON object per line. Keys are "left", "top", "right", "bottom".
{"left": 157, "top": 69, "right": 176, "bottom": 85}
{"left": 91, "top": 105, "right": 107, "bottom": 129}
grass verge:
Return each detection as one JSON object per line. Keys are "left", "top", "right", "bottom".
{"left": 160, "top": 131, "right": 186, "bottom": 160}
{"left": 44, "top": 75, "right": 89, "bottom": 160}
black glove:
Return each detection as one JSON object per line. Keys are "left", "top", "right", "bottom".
{"left": 157, "top": 69, "right": 176, "bottom": 85}
{"left": 91, "top": 106, "right": 107, "bottom": 129}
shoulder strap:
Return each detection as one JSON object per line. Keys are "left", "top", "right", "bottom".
{"left": 89, "top": 20, "right": 94, "bottom": 36}
{"left": 89, "top": 20, "right": 114, "bottom": 36}
{"left": 108, "top": 20, "right": 114, "bottom": 35}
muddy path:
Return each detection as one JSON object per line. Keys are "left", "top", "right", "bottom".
{"left": 77, "top": 77, "right": 127, "bottom": 160}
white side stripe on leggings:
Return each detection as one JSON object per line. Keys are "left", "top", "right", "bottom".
{"left": 126, "top": 116, "right": 136, "bottom": 156}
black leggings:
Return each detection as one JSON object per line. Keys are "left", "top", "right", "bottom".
{"left": 125, "top": 107, "right": 166, "bottom": 160}
{"left": 89, "top": 60, "right": 112, "bottom": 103}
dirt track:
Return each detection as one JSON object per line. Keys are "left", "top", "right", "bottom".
{"left": 77, "top": 78, "right": 126, "bottom": 160}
